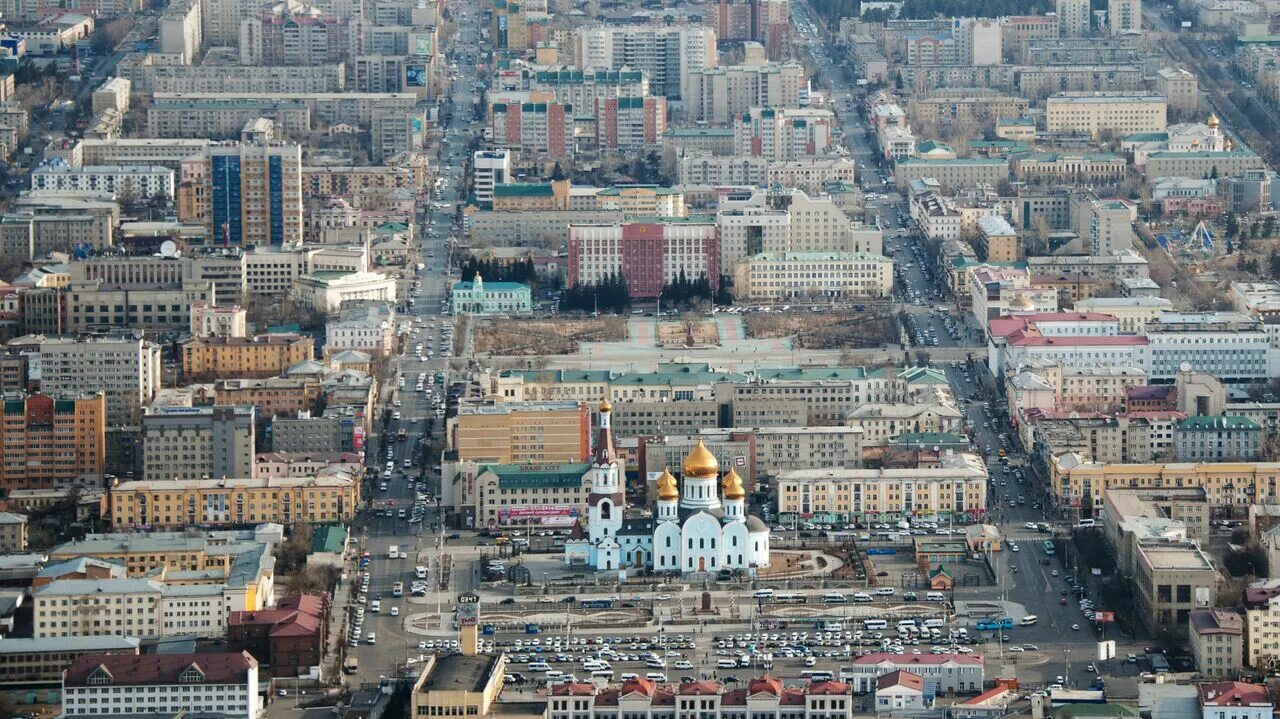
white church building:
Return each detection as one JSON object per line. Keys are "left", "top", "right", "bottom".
{"left": 564, "top": 400, "right": 771, "bottom": 575}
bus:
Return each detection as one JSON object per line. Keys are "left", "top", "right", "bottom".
{"left": 801, "top": 671, "right": 834, "bottom": 682}
{"left": 1043, "top": 540, "right": 1056, "bottom": 556}
{"left": 774, "top": 593, "right": 807, "bottom": 604}
{"left": 580, "top": 599, "right": 614, "bottom": 609}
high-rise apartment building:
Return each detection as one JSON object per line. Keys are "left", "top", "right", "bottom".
{"left": 573, "top": 26, "right": 717, "bottom": 101}
{"left": 595, "top": 96, "right": 667, "bottom": 151}
{"left": 1107, "top": 0, "right": 1140, "bottom": 35}
{"left": 707, "top": 0, "right": 790, "bottom": 59}
{"left": 733, "top": 107, "right": 836, "bottom": 161}
{"left": 687, "top": 60, "right": 807, "bottom": 124}
{"left": 141, "top": 406, "right": 257, "bottom": 481}
{"left": 0, "top": 392, "right": 106, "bottom": 491}
{"left": 39, "top": 337, "right": 162, "bottom": 428}
{"left": 181, "top": 143, "right": 304, "bottom": 247}
{"left": 1057, "top": 0, "right": 1091, "bottom": 36}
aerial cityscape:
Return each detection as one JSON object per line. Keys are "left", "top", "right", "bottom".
{"left": 0, "top": 0, "right": 1279, "bottom": 716}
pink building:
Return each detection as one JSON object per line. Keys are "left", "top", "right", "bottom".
{"left": 596, "top": 96, "right": 667, "bottom": 151}
{"left": 491, "top": 101, "right": 572, "bottom": 158}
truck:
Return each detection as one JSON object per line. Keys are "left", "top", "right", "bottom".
{"left": 388, "top": 545, "right": 400, "bottom": 559}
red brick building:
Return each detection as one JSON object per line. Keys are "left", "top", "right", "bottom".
{"left": 567, "top": 220, "right": 720, "bottom": 299}
{"left": 596, "top": 97, "right": 667, "bottom": 152}
{"left": 227, "top": 594, "right": 328, "bottom": 677}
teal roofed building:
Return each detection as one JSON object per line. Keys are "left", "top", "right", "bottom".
{"left": 451, "top": 274, "right": 532, "bottom": 315}
{"left": 1174, "top": 415, "right": 1262, "bottom": 461}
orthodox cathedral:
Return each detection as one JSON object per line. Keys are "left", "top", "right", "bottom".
{"left": 564, "top": 400, "right": 771, "bottom": 575}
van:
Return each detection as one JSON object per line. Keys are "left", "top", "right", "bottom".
{"left": 717, "top": 659, "right": 739, "bottom": 668}
{"left": 851, "top": 592, "right": 872, "bottom": 603}
{"left": 822, "top": 593, "right": 848, "bottom": 604}
{"left": 924, "top": 619, "right": 946, "bottom": 628}
{"left": 863, "top": 619, "right": 888, "bottom": 630}
{"left": 591, "top": 670, "right": 615, "bottom": 680}
{"left": 1020, "top": 615, "right": 1038, "bottom": 626}
{"left": 645, "top": 673, "right": 667, "bottom": 683}
{"left": 545, "top": 670, "right": 564, "bottom": 680}
{"left": 1076, "top": 519, "right": 1096, "bottom": 528}
{"left": 753, "top": 589, "right": 775, "bottom": 599}
{"left": 926, "top": 592, "right": 946, "bottom": 602}
{"left": 529, "top": 662, "right": 551, "bottom": 672}
{"left": 366, "top": 633, "right": 377, "bottom": 645}
{"left": 645, "top": 659, "right": 666, "bottom": 669}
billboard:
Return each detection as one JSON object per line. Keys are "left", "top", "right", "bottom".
{"left": 406, "top": 64, "right": 428, "bottom": 88}
{"left": 1093, "top": 611, "right": 1116, "bottom": 623}
{"left": 1097, "top": 640, "right": 1116, "bottom": 661}
{"left": 498, "top": 507, "right": 580, "bottom": 526}
{"left": 457, "top": 593, "right": 480, "bottom": 626}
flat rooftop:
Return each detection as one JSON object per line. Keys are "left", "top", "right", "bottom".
{"left": 422, "top": 653, "right": 500, "bottom": 693}
{"left": 1138, "top": 543, "right": 1214, "bottom": 571}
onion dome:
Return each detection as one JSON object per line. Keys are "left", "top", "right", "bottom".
{"left": 682, "top": 439, "right": 719, "bottom": 478}
{"left": 656, "top": 468, "right": 678, "bottom": 501}
{"left": 722, "top": 467, "right": 746, "bottom": 500}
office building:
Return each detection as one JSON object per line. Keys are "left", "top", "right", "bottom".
{"left": 716, "top": 188, "right": 882, "bottom": 268}
{"left": 181, "top": 334, "right": 314, "bottom": 381}
{"left": 529, "top": 67, "right": 650, "bottom": 111}
{"left": 445, "top": 460, "right": 591, "bottom": 530}
{"left": 451, "top": 275, "right": 533, "bottom": 315}
{"left": 974, "top": 216, "right": 1019, "bottom": 263}
{"left": 0, "top": 392, "right": 105, "bottom": 491}
{"left": 142, "top": 405, "right": 257, "bottom": 481}
{"left": 775, "top": 452, "right": 988, "bottom": 524}
{"left": 62, "top": 652, "right": 260, "bottom": 719}
{"left": 191, "top": 302, "right": 248, "bottom": 338}
{"left": 1045, "top": 92, "right": 1166, "bottom": 140}
{"left": 107, "top": 474, "right": 359, "bottom": 529}
{"left": 733, "top": 252, "right": 893, "bottom": 301}
{"left": 1146, "top": 312, "right": 1271, "bottom": 383}
{"left": 567, "top": 218, "right": 720, "bottom": 299}
{"left": 39, "top": 336, "right": 161, "bottom": 427}
{"left": 453, "top": 400, "right": 589, "bottom": 464}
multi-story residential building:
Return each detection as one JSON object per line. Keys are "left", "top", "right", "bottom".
{"left": 845, "top": 404, "right": 964, "bottom": 444}
{"left": 62, "top": 652, "right": 260, "bottom": 719}
{"left": 572, "top": 26, "right": 717, "bottom": 100}
{"left": 148, "top": 96, "right": 312, "bottom": 138}
{"left": 1189, "top": 610, "right": 1244, "bottom": 678}
{"left": 893, "top": 158, "right": 1009, "bottom": 193}
{"left": 1244, "top": 583, "right": 1280, "bottom": 668}
{"left": 34, "top": 579, "right": 163, "bottom": 638}
{"left": 490, "top": 100, "right": 573, "bottom": 158}
{"left": 107, "top": 474, "right": 359, "bottom": 529}
{"left": 1174, "top": 416, "right": 1263, "bottom": 461}
{"left": 1107, "top": 0, "right": 1140, "bottom": 35}
{"left": 31, "top": 164, "right": 174, "bottom": 199}
{"left": 472, "top": 150, "right": 511, "bottom": 206}
{"left": 181, "top": 334, "right": 314, "bottom": 381}
{"left": 227, "top": 594, "right": 328, "bottom": 679}
{"left": 1057, "top": 0, "right": 1091, "bottom": 36}
{"left": 0, "top": 636, "right": 140, "bottom": 687}
{"left": 453, "top": 401, "right": 589, "bottom": 464}
{"left": 1030, "top": 411, "right": 1183, "bottom": 467}
{"left": 0, "top": 392, "right": 105, "bottom": 491}
{"left": 214, "top": 377, "right": 320, "bottom": 419}
{"left": 179, "top": 143, "right": 304, "bottom": 247}
{"left": 1156, "top": 67, "right": 1199, "bottom": 113}
{"left": 686, "top": 60, "right": 806, "bottom": 124}
{"left": 912, "top": 93, "right": 1028, "bottom": 126}
{"left": 717, "top": 188, "right": 881, "bottom": 268}
{"left": 1045, "top": 92, "right": 1166, "bottom": 140}
{"left": 528, "top": 67, "right": 649, "bottom": 112}
{"left": 1052, "top": 455, "right": 1280, "bottom": 515}
{"left": 974, "top": 216, "right": 1019, "bottom": 263}
{"left": 969, "top": 268, "right": 1060, "bottom": 330}
{"left": 706, "top": 0, "right": 791, "bottom": 59}
{"left": 775, "top": 452, "right": 988, "bottom": 524}
{"left": 141, "top": 405, "right": 257, "bottom": 481}
{"left": 733, "top": 107, "right": 835, "bottom": 161}
{"left": 596, "top": 96, "right": 667, "bottom": 152}
{"left": 191, "top": 302, "right": 248, "bottom": 338}
{"left": 157, "top": 0, "right": 202, "bottom": 64}
{"left": 567, "top": 218, "right": 720, "bottom": 299}
{"left": 39, "top": 336, "right": 161, "bottom": 427}
{"left": 238, "top": 8, "right": 349, "bottom": 66}
{"left": 732, "top": 252, "right": 893, "bottom": 301}
{"left": 0, "top": 512, "right": 27, "bottom": 552}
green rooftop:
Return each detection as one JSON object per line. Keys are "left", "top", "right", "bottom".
{"left": 1177, "top": 415, "right": 1261, "bottom": 431}
{"left": 482, "top": 462, "right": 592, "bottom": 489}
{"left": 311, "top": 525, "right": 346, "bottom": 554}
{"left": 494, "top": 184, "right": 554, "bottom": 197}
{"left": 892, "top": 432, "right": 971, "bottom": 445}
{"left": 1122, "top": 132, "right": 1169, "bottom": 143}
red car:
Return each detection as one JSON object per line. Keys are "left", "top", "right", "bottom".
{"left": 1060, "top": 597, "right": 1068, "bottom": 605}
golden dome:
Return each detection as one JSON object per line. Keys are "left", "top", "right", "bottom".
{"left": 656, "top": 468, "right": 678, "bottom": 501}
{"left": 599, "top": 398, "right": 612, "bottom": 413}
{"left": 1207, "top": 113, "right": 1220, "bottom": 128}
{"left": 682, "top": 439, "right": 719, "bottom": 478}
{"left": 722, "top": 467, "right": 745, "bottom": 500}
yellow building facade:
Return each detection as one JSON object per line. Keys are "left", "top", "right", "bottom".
{"left": 775, "top": 453, "right": 989, "bottom": 523}
{"left": 181, "top": 334, "right": 314, "bottom": 380}
{"left": 1052, "top": 454, "right": 1280, "bottom": 514}
{"left": 108, "top": 475, "right": 360, "bottom": 529}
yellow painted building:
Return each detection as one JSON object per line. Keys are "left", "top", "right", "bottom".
{"left": 181, "top": 334, "right": 314, "bottom": 380}
{"left": 411, "top": 653, "right": 507, "bottom": 718}
{"left": 108, "top": 474, "right": 360, "bottom": 529}
{"left": 452, "top": 401, "right": 589, "bottom": 464}
{"left": 775, "top": 452, "right": 989, "bottom": 522}
{"left": 1051, "top": 453, "right": 1280, "bottom": 514}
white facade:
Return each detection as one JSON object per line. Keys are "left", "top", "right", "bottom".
{"left": 1145, "top": 312, "right": 1272, "bottom": 382}
{"left": 687, "top": 60, "right": 807, "bottom": 124}
{"left": 292, "top": 271, "right": 397, "bottom": 314}
{"left": 160, "top": 585, "right": 228, "bottom": 636}
{"left": 564, "top": 405, "right": 770, "bottom": 575}
{"left": 716, "top": 188, "right": 882, "bottom": 269}
{"left": 842, "top": 655, "right": 984, "bottom": 694}
{"left": 33, "top": 579, "right": 163, "bottom": 638}
{"left": 733, "top": 107, "right": 836, "bottom": 161}
{"left": 62, "top": 654, "right": 261, "bottom": 719}
{"left": 38, "top": 336, "right": 163, "bottom": 427}
{"left": 573, "top": 26, "right": 717, "bottom": 101}
{"left": 32, "top": 164, "right": 175, "bottom": 199}
{"left": 325, "top": 315, "right": 395, "bottom": 356}
{"left": 190, "top": 302, "right": 248, "bottom": 338}
{"left": 473, "top": 149, "right": 512, "bottom": 205}
{"left": 733, "top": 252, "right": 893, "bottom": 301}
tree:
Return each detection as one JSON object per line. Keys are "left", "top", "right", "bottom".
{"left": 1269, "top": 251, "right": 1280, "bottom": 279}
{"left": 551, "top": 162, "right": 566, "bottom": 181}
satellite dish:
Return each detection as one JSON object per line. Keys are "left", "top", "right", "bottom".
{"left": 159, "top": 240, "right": 178, "bottom": 258}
